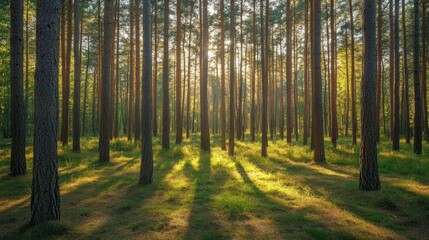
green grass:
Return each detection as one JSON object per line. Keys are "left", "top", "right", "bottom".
{"left": 0, "top": 134, "right": 428, "bottom": 240}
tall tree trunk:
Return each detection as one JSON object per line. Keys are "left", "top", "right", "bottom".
{"left": 401, "top": 0, "right": 410, "bottom": 143}
{"left": 162, "top": 0, "right": 170, "bottom": 149}
{"left": 237, "top": 0, "right": 243, "bottom": 141}
{"left": 152, "top": 1, "right": 158, "bottom": 137}
{"left": 140, "top": 0, "right": 153, "bottom": 185}
{"left": 293, "top": 1, "right": 298, "bottom": 142}
{"left": 99, "top": 0, "right": 114, "bottom": 162}
{"left": 360, "top": 0, "right": 380, "bottom": 191}
{"left": 330, "top": 0, "right": 338, "bottom": 146}
{"left": 376, "top": 0, "right": 382, "bottom": 142}
{"left": 261, "top": 0, "right": 268, "bottom": 157}
{"left": 220, "top": 0, "right": 227, "bottom": 148}
{"left": 312, "top": 0, "right": 326, "bottom": 163}
{"left": 349, "top": 0, "right": 357, "bottom": 145}
{"left": 422, "top": 1, "right": 428, "bottom": 142}
{"left": 25, "top": 0, "right": 29, "bottom": 128}
{"left": 128, "top": 0, "right": 134, "bottom": 140}
{"left": 82, "top": 36, "right": 90, "bottom": 136}
{"left": 413, "top": 0, "right": 422, "bottom": 154}
{"left": 345, "top": 29, "right": 350, "bottom": 136}
{"left": 389, "top": 0, "right": 394, "bottom": 139}
{"left": 10, "top": 0, "right": 27, "bottom": 175}
{"left": 176, "top": 0, "right": 183, "bottom": 143}
{"left": 135, "top": 0, "right": 141, "bottom": 140}
{"left": 303, "top": 0, "right": 309, "bottom": 145}
{"left": 31, "top": 0, "right": 61, "bottom": 225}
{"left": 286, "top": 0, "right": 292, "bottom": 144}
{"left": 72, "top": 0, "right": 81, "bottom": 152}
{"left": 200, "top": 0, "right": 210, "bottom": 151}
{"left": 250, "top": 0, "right": 256, "bottom": 142}
{"left": 229, "top": 0, "right": 236, "bottom": 156}
{"left": 186, "top": 3, "right": 193, "bottom": 139}
{"left": 61, "top": 0, "right": 72, "bottom": 146}
{"left": 114, "top": 0, "right": 120, "bottom": 139}
{"left": 392, "top": 0, "right": 400, "bottom": 150}
{"left": 279, "top": 25, "right": 284, "bottom": 140}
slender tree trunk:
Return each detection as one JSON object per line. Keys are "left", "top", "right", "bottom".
{"left": 345, "top": 29, "right": 350, "bottom": 136}
{"left": 175, "top": 0, "right": 183, "bottom": 143}
{"left": 140, "top": 0, "right": 153, "bottom": 185}
{"left": 303, "top": 0, "right": 309, "bottom": 145}
{"left": 286, "top": 0, "right": 292, "bottom": 144}
{"left": 229, "top": 0, "right": 236, "bottom": 156}
{"left": 330, "top": 0, "right": 338, "bottom": 146}
{"left": 392, "top": 0, "right": 400, "bottom": 150}
{"left": 422, "top": 1, "right": 428, "bottom": 142}
{"left": 279, "top": 25, "right": 284, "bottom": 140}
{"left": 162, "top": 0, "right": 170, "bottom": 149}
{"left": 261, "top": 0, "right": 268, "bottom": 157}
{"left": 99, "top": 0, "right": 114, "bottom": 162}
{"left": 128, "top": 0, "right": 134, "bottom": 140}
{"left": 72, "top": 0, "right": 81, "bottom": 152}
{"left": 114, "top": 0, "right": 120, "bottom": 139}
{"left": 186, "top": 3, "right": 193, "bottom": 139}
{"left": 135, "top": 0, "right": 141, "bottom": 140}
{"left": 200, "top": 0, "right": 210, "bottom": 151}
{"left": 360, "top": 0, "right": 380, "bottom": 191}
{"left": 349, "top": 0, "right": 357, "bottom": 145}
{"left": 389, "top": 0, "right": 394, "bottom": 139}
{"left": 61, "top": 0, "right": 72, "bottom": 146}
{"left": 413, "top": 0, "right": 422, "bottom": 154}
{"left": 250, "top": 0, "right": 256, "bottom": 142}
{"left": 82, "top": 36, "right": 90, "bottom": 135}
{"left": 10, "top": 0, "right": 27, "bottom": 175}
{"left": 152, "top": 1, "right": 158, "bottom": 137}
{"left": 312, "top": 0, "right": 326, "bottom": 163}
{"left": 293, "top": 1, "right": 298, "bottom": 142}
{"left": 376, "top": 0, "right": 382, "bottom": 142}
{"left": 25, "top": 0, "right": 29, "bottom": 128}
{"left": 401, "top": 0, "right": 410, "bottom": 143}
{"left": 31, "top": 0, "right": 61, "bottom": 225}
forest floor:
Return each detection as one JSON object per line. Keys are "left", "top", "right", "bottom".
{"left": 0, "top": 134, "right": 428, "bottom": 240}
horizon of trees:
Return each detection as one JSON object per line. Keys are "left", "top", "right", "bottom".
{"left": 1, "top": 0, "right": 428, "bottom": 226}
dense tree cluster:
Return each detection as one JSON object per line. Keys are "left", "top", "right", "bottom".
{"left": 1, "top": 0, "right": 427, "bottom": 226}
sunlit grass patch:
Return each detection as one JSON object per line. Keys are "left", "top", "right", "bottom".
{"left": 0, "top": 134, "right": 428, "bottom": 239}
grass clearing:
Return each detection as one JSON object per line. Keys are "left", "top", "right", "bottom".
{"left": 0, "top": 135, "right": 428, "bottom": 239}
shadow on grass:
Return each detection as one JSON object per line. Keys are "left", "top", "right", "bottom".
{"left": 183, "top": 150, "right": 230, "bottom": 240}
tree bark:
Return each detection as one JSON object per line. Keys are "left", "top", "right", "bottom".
{"left": 135, "top": 0, "right": 141, "bottom": 141}
{"left": 360, "top": 0, "right": 380, "bottom": 191}
{"left": 330, "top": 0, "right": 338, "bottom": 146}
{"left": 61, "top": 0, "right": 72, "bottom": 146}
{"left": 401, "top": 0, "right": 410, "bottom": 143}
{"left": 99, "top": 0, "right": 114, "bottom": 162}
{"left": 229, "top": 0, "right": 236, "bottom": 156}
{"left": 176, "top": 0, "right": 183, "bottom": 143}
{"left": 31, "top": 0, "right": 61, "bottom": 225}
{"left": 140, "top": 0, "right": 153, "bottom": 185}
{"left": 303, "top": 0, "right": 309, "bottom": 145}
{"left": 72, "top": 0, "right": 81, "bottom": 152}
{"left": 286, "top": 0, "right": 292, "bottom": 144}
{"left": 392, "top": 0, "right": 400, "bottom": 150}
{"left": 162, "top": 0, "right": 170, "bottom": 149}
{"left": 349, "top": 0, "right": 357, "bottom": 145}
{"left": 128, "top": 0, "right": 134, "bottom": 140}
{"left": 413, "top": 0, "right": 422, "bottom": 154}
{"left": 376, "top": 0, "right": 382, "bottom": 142}
{"left": 312, "top": 0, "right": 326, "bottom": 163}
{"left": 261, "top": 0, "right": 268, "bottom": 157}
{"left": 200, "top": 0, "right": 210, "bottom": 151}
{"left": 10, "top": 0, "right": 27, "bottom": 175}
